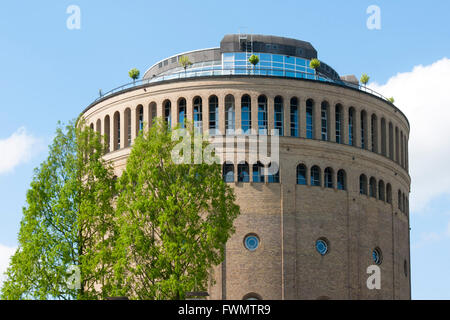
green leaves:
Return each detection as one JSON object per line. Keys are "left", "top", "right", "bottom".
{"left": 248, "top": 54, "right": 259, "bottom": 66}
{"left": 360, "top": 73, "right": 370, "bottom": 86}
{"left": 178, "top": 55, "right": 193, "bottom": 70}
{"left": 128, "top": 68, "right": 140, "bottom": 82}
{"left": 112, "top": 119, "right": 240, "bottom": 299}
{"left": 309, "top": 58, "right": 321, "bottom": 70}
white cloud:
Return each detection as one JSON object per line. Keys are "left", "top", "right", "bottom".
{"left": 0, "top": 127, "right": 39, "bottom": 175}
{"left": 0, "top": 244, "right": 16, "bottom": 289}
{"left": 369, "top": 58, "right": 450, "bottom": 212}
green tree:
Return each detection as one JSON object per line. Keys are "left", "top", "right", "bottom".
{"left": 179, "top": 55, "right": 193, "bottom": 76}
{"left": 128, "top": 68, "right": 140, "bottom": 84}
{"left": 309, "top": 58, "right": 321, "bottom": 80}
{"left": 1, "top": 120, "right": 117, "bottom": 300}
{"left": 110, "top": 119, "right": 240, "bottom": 299}
{"left": 360, "top": 73, "right": 370, "bottom": 89}
{"left": 248, "top": 54, "right": 259, "bottom": 75}
{"left": 388, "top": 97, "right": 395, "bottom": 103}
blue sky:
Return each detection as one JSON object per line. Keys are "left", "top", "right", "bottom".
{"left": 1, "top": 0, "right": 449, "bottom": 299}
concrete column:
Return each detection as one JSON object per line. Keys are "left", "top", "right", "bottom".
{"left": 203, "top": 95, "right": 210, "bottom": 135}
{"left": 235, "top": 94, "right": 242, "bottom": 133}
{"left": 143, "top": 103, "right": 150, "bottom": 132}
{"left": 284, "top": 96, "right": 290, "bottom": 137}
{"left": 299, "top": 98, "right": 307, "bottom": 138}
{"left": 314, "top": 100, "right": 321, "bottom": 140}
{"left": 251, "top": 94, "right": 258, "bottom": 134}
{"left": 268, "top": 95, "right": 274, "bottom": 134}
{"left": 219, "top": 95, "right": 226, "bottom": 135}
{"left": 187, "top": 97, "right": 194, "bottom": 127}
{"left": 376, "top": 116, "right": 382, "bottom": 154}
{"left": 131, "top": 106, "right": 137, "bottom": 145}
{"left": 342, "top": 105, "right": 349, "bottom": 145}
{"left": 354, "top": 108, "right": 361, "bottom": 148}
{"left": 329, "top": 103, "right": 336, "bottom": 142}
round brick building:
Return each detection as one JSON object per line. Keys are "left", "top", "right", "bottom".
{"left": 81, "top": 34, "right": 411, "bottom": 300}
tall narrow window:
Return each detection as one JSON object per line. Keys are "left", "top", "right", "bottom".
{"left": 371, "top": 114, "right": 378, "bottom": 152}
{"left": 395, "top": 127, "right": 399, "bottom": 163}
{"left": 223, "top": 162, "right": 234, "bottom": 183}
{"left": 258, "top": 95, "right": 267, "bottom": 134}
{"left": 311, "top": 166, "right": 321, "bottom": 187}
{"left": 178, "top": 98, "right": 186, "bottom": 128}
{"left": 114, "top": 111, "right": 120, "bottom": 150}
{"left": 225, "top": 94, "right": 235, "bottom": 135}
{"left": 360, "top": 174, "right": 367, "bottom": 195}
{"left": 252, "top": 162, "right": 265, "bottom": 183}
{"left": 290, "top": 97, "right": 299, "bottom": 137}
{"left": 369, "top": 177, "right": 377, "bottom": 198}
{"left": 361, "top": 110, "right": 367, "bottom": 149}
{"left": 150, "top": 102, "right": 157, "bottom": 128}
{"left": 335, "top": 104, "right": 342, "bottom": 144}
{"left": 398, "top": 190, "right": 402, "bottom": 211}
{"left": 324, "top": 167, "right": 333, "bottom": 188}
{"left": 164, "top": 100, "right": 172, "bottom": 127}
{"left": 193, "top": 96, "right": 203, "bottom": 132}
{"left": 306, "top": 99, "right": 314, "bottom": 139}
{"left": 238, "top": 162, "right": 250, "bottom": 182}
{"left": 337, "top": 170, "right": 346, "bottom": 190}
{"left": 389, "top": 122, "right": 394, "bottom": 160}
{"left": 241, "top": 95, "right": 251, "bottom": 133}
{"left": 386, "top": 183, "right": 392, "bottom": 204}
{"left": 321, "top": 101, "right": 329, "bottom": 141}
{"left": 349, "top": 108, "right": 355, "bottom": 146}
{"left": 137, "top": 105, "right": 144, "bottom": 133}
{"left": 400, "top": 131, "right": 404, "bottom": 167}
{"left": 297, "top": 164, "right": 307, "bottom": 185}
{"left": 274, "top": 96, "right": 284, "bottom": 136}
{"left": 209, "top": 95, "right": 219, "bottom": 135}
{"left": 104, "top": 115, "right": 110, "bottom": 152}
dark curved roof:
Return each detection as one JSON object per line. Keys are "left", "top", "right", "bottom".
{"left": 220, "top": 34, "right": 317, "bottom": 59}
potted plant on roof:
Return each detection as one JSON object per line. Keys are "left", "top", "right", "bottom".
{"left": 179, "top": 55, "right": 193, "bottom": 77}
{"left": 128, "top": 68, "right": 140, "bottom": 85}
{"left": 248, "top": 54, "right": 259, "bottom": 75}
{"left": 309, "top": 58, "right": 321, "bottom": 80}
{"left": 360, "top": 73, "right": 370, "bottom": 91}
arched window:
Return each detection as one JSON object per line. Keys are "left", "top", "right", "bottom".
{"left": 400, "top": 131, "right": 404, "bottom": 167}
{"left": 381, "top": 118, "right": 387, "bottom": 156}
{"left": 398, "top": 190, "right": 402, "bottom": 211}
{"left": 386, "top": 183, "right": 392, "bottom": 204}
{"left": 403, "top": 193, "right": 406, "bottom": 214}
{"left": 104, "top": 115, "right": 110, "bottom": 152}
{"left": 241, "top": 95, "right": 251, "bottom": 133}
{"left": 137, "top": 105, "right": 144, "bottom": 134}
{"left": 337, "top": 169, "right": 346, "bottom": 190}
{"left": 237, "top": 162, "right": 250, "bottom": 182}
{"left": 360, "top": 174, "right": 368, "bottom": 195}
{"left": 290, "top": 97, "right": 299, "bottom": 137}
{"left": 274, "top": 96, "right": 284, "bottom": 136}
{"left": 90, "top": 123, "right": 94, "bottom": 130}
{"left": 258, "top": 95, "right": 267, "bottom": 134}
{"left": 225, "top": 94, "right": 235, "bottom": 134}
{"left": 395, "top": 127, "right": 399, "bottom": 163}
{"left": 178, "top": 98, "right": 186, "bottom": 128}
{"left": 349, "top": 107, "right": 355, "bottom": 146}
{"left": 310, "top": 166, "right": 321, "bottom": 187}
{"left": 321, "top": 101, "right": 329, "bottom": 141}
{"left": 242, "top": 293, "right": 262, "bottom": 300}
{"left": 193, "top": 96, "right": 203, "bottom": 132}
{"left": 335, "top": 104, "right": 342, "bottom": 144}
{"left": 361, "top": 110, "right": 367, "bottom": 149}
{"left": 164, "top": 100, "right": 172, "bottom": 127}
{"left": 267, "top": 162, "right": 280, "bottom": 183}
{"left": 369, "top": 177, "right": 377, "bottom": 198}
{"left": 125, "top": 108, "right": 131, "bottom": 147}
{"left": 209, "top": 95, "right": 219, "bottom": 135}
{"left": 306, "top": 99, "right": 314, "bottom": 139}
{"left": 223, "top": 162, "right": 234, "bottom": 183}
{"left": 324, "top": 167, "right": 333, "bottom": 188}
{"left": 378, "top": 180, "right": 385, "bottom": 201}
{"left": 96, "top": 119, "right": 101, "bottom": 135}
{"left": 297, "top": 164, "right": 307, "bottom": 185}
{"left": 371, "top": 114, "right": 378, "bottom": 153}
{"left": 252, "top": 161, "right": 265, "bottom": 183}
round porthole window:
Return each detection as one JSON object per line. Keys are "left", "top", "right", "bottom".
{"left": 316, "top": 239, "right": 328, "bottom": 255}
{"left": 372, "top": 248, "right": 382, "bottom": 265}
{"left": 244, "top": 234, "right": 260, "bottom": 251}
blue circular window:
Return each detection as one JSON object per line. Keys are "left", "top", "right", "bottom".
{"left": 373, "top": 248, "right": 382, "bottom": 265}
{"left": 316, "top": 239, "right": 328, "bottom": 255}
{"left": 244, "top": 234, "right": 260, "bottom": 251}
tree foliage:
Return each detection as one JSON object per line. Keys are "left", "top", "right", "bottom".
{"left": 178, "top": 55, "right": 193, "bottom": 71}
{"left": 0, "top": 120, "right": 117, "bottom": 300}
{"left": 248, "top": 54, "right": 260, "bottom": 66}
{"left": 128, "top": 68, "right": 140, "bottom": 83}
{"left": 360, "top": 73, "right": 370, "bottom": 86}
{"left": 109, "top": 119, "right": 240, "bottom": 299}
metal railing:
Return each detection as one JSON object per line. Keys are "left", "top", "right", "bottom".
{"left": 92, "top": 66, "right": 391, "bottom": 105}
